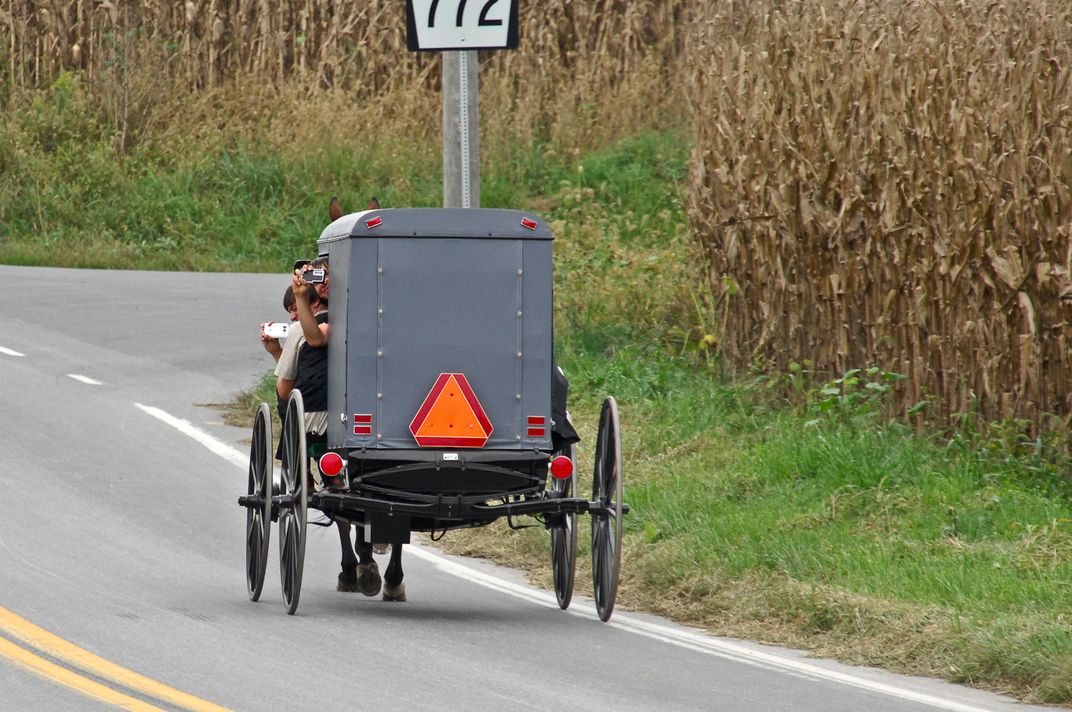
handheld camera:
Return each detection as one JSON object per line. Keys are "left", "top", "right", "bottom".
{"left": 263, "top": 322, "right": 289, "bottom": 339}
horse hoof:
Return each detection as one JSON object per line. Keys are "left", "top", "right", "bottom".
{"left": 372, "top": 543, "right": 390, "bottom": 556}
{"left": 383, "top": 582, "right": 406, "bottom": 602}
{"left": 337, "top": 569, "right": 360, "bottom": 593}
{"left": 357, "top": 562, "right": 382, "bottom": 597}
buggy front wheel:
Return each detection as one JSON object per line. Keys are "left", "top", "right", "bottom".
{"left": 244, "top": 403, "right": 273, "bottom": 601}
{"left": 279, "top": 391, "right": 308, "bottom": 615}
{"left": 591, "top": 397, "right": 623, "bottom": 622}
{"left": 549, "top": 443, "right": 578, "bottom": 610}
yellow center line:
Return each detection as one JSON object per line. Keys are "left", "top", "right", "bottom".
{"left": 0, "top": 636, "right": 165, "bottom": 711}
{"left": 0, "top": 606, "right": 233, "bottom": 712}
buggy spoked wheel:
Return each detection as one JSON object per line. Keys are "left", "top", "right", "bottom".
{"left": 549, "top": 443, "right": 578, "bottom": 610}
{"left": 591, "top": 397, "right": 623, "bottom": 622}
{"left": 279, "top": 391, "right": 308, "bottom": 615}
{"left": 245, "top": 403, "right": 273, "bottom": 601}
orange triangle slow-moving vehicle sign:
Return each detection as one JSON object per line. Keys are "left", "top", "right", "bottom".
{"left": 409, "top": 373, "right": 494, "bottom": 447}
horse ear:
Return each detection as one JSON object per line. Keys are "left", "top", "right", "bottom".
{"left": 367, "top": 196, "right": 380, "bottom": 210}
{"left": 328, "top": 196, "right": 344, "bottom": 222}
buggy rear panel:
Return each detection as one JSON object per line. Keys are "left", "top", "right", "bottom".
{"left": 319, "top": 208, "right": 554, "bottom": 453}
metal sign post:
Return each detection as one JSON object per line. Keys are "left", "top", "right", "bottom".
{"left": 442, "top": 51, "right": 479, "bottom": 208}
{"left": 406, "top": 0, "right": 520, "bottom": 209}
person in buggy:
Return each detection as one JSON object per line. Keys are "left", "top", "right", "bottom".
{"left": 274, "top": 256, "right": 389, "bottom": 596}
{"left": 273, "top": 261, "right": 329, "bottom": 469}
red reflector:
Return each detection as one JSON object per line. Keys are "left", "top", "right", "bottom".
{"left": 366, "top": 216, "right": 382, "bottom": 229}
{"left": 527, "top": 427, "right": 546, "bottom": 438}
{"left": 527, "top": 416, "right": 545, "bottom": 425}
{"left": 520, "top": 217, "right": 538, "bottom": 230}
{"left": 550, "top": 456, "right": 573, "bottom": 479}
{"left": 353, "top": 413, "right": 372, "bottom": 424}
{"left": 354, "top": 425, "right": 372, "bottom": 435}
{"left": 319, "top": 452, "right": 344, "bottom": 476}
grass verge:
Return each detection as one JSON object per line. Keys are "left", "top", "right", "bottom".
{"left": 434, "top": 342, "right": 1072, "bottom": 705}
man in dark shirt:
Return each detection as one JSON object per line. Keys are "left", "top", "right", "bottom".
{"left": 278, "top": 263, "right": 330, "bottom": 475}
{"left": 286, "top": 258, "right": 382, "bottom": 595}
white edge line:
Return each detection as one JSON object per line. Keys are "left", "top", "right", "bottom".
{"left": 67, "top": 374, "right": 104, "bottom": 386}
{"left": 609, "top": 617, "right": 999, "bottom": 712}
{"left": 404, "top": 549, "right": 995, "bottom": 712}
{"left": 142, "top": 402, "right": 999, "bottom": 712}
{"left": 0, "top": 345, "right": 26, "bottom": 357}
{"left": 134, "top": 403, "right": 247, "bottom": 470}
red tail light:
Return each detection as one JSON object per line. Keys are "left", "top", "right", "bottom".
{"left": 550, "top": 456, "right": 573, "bottom": 479}
{"left": 319, "top": 452, "right": 344, "bottom": 477}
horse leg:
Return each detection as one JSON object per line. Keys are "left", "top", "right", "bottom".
{"left": 336, "top": 521, "right": 361, "bottom": 592}
{"left": 382, "top": 544, "right": 406, "bottom": 602}
{"left": 353, "top": 524, "right": 381, "bottom": 597}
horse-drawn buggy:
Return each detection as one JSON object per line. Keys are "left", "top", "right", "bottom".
{"left": 239, "top": 207, "right": 626, "bottom": 620}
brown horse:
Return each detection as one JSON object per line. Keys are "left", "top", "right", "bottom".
{"left": 325, "top": 195, "right": 405, "bottom": 602}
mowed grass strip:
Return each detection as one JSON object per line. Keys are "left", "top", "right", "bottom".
{"left": 441, "top": 340, "right": 1072, "bottom": 705}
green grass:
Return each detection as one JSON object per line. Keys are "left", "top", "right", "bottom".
{"left": 0, "top": 135, "right": 441, "bottom": 270}
{"left": 5, "top": 80, "right": 1071, "bottom": 704}
{"left": 0, "top": 79, "right": 443, "bottom": 270}
{"left": 433, "top": 326, "right": 1071, "bottom": 702}
{"left": 556, "top": 341, "right": 1072, "bottom": 702}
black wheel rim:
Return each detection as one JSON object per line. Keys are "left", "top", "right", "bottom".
{"left": 245, "top": 403, "right": 273, "bottom": 601}
{"left": 592, "top": 397, "right": 623, "bottom": 622}
{"left": 550, "top": 444, "right": 578, "bottom": 610}
{"left": 279, "top": 391, "right": 307, "bottom": 615}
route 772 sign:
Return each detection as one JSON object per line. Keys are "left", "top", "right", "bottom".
{"left": 406, "top": 0, "right": 519, "bottom": 51}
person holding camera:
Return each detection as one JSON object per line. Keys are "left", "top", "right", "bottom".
{"left": 260, "top": 286, "right": 299, "bottom": 363}
{"left": 274, "top": 259, "right": 330, "bottom": 452}
{"left": 274, "top": 256, "right": 380, "bottom": 594}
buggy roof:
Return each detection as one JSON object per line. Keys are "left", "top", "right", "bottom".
{"left": 318, "top": 208, "right": 553, "bottom": 245}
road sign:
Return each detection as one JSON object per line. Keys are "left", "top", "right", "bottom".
{"left": 407, "top": 0, "right": 519, "bottom": 51}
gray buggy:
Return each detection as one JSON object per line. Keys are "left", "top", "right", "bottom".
{"left": 239, "top": 208, "right": 626, "bottom": 620}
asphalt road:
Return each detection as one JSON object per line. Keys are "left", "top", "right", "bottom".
{"left": 0, "top": 265, "right": 1060, "bottom": 712}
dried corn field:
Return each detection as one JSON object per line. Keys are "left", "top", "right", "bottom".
{"left": 688, "top": 0, "right": 1072, "bottom": 426}
{"left": 3, "top": 0, "right": 425, "bottom": 91}
{"left": 0, "top": 0, "right": 689, "bottom": 151}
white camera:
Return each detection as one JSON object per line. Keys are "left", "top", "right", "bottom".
{"left": 263, "top": 322, "right": 289, "bottom": 339}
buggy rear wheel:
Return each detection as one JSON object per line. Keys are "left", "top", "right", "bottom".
{"left": 245, "top": 403, "right": 273, "bottom": 601}
{"left": 591, "top": 397, "right": 623, "bottom": 622}
{"left": 550, "top": 444, "right": 578, "bottom": 609}
{"left": 279, "top": 391, "right": 308, "bottom": 615}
